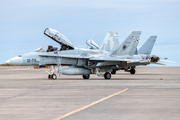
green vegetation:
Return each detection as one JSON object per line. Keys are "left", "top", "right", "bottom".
{"left": 0, "top": 64, "right": 12, "bottom": 66}
{"left": 0, "top": 64, "right": 19, "bottom": 66}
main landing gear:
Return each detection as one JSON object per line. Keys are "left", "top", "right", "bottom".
{"left": 125, "top": 66, "right": 136, "bottom": 75}
{"left": 104, "top": 67, "right": 136, "bottom": 80}
{"left": 82, "top": 74, "right": 90, "bottom": 79}
{"left": 96, "top": 68, "right": 112, "bottom": 80}
{"left": 130, "top": 66, "right": 136, "bottom": 74}
{"left": 104, "top": 72, "right": 111, "bottom": 79}
{"left": 111, "top": 69, "right": 116, "bottom": 74}
{"left": 84, "top": 72, "right": 112, "bottom": 79}
{"left": 130, "top": 68, "right": 135, "bottom": 74}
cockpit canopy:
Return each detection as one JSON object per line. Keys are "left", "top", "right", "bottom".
{"left": 86, "top": 39, "right": 99, "bottom": 50}
{"left": 44, "top": 28, "right": 74, "bottom": 50}
{"left": 34, "top": 47, "right": 46, "bottom": 52}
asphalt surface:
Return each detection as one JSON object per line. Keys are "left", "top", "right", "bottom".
{"left": 0, "top": 66, "right": 180, "bottom": 120}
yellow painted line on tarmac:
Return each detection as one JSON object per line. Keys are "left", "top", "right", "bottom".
{"left": 53, "top": 88, "right": 128, "bottom": 120}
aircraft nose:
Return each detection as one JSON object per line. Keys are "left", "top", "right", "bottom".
{"left": 5, "top": 57, "right": 23, "bottom": 65}
{"left": 5, "top": 60, "right": 10, "bottom": 64}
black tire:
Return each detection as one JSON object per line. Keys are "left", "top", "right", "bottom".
{"left": 52, "top": 74, "right": 57, "bottom": 80}
{"left": 104, "top": 72, "right": 111, "bottom": 79}
{"left": 48, "top": 74, "right": 52, "bottom": 79}
{"left": 83, "top": 74, "right": 90, "bottom": 79}
{"left": 111, "top": 69, "right": 116, "bottom": 74}
{"left": 130, "top": 68, "right": 135, "bottom": 74}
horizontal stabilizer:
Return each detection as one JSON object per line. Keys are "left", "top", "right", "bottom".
{"left": 150, "top": 62, "right": 165, "bottom": 65}
{"left": 111, "top": 31, "right": 141, "bottom": 56}
{"left": 159, "top": 59, "right": 176, "bottom": 63}
{"left": 138, "top": 36, "right": 157, "bottom": 55}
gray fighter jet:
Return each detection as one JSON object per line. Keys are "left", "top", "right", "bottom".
{"left": 5, "top": 28, "right": 162, "bottom": 80}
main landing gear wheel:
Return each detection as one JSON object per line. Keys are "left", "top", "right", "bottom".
{"left": 104, "top": 72, "right": 111, "bottom": 79}
{"left": 130, "top": 68, "right": 135, "bottom": 74}
{"left": 83, "top": 74, "right": 90, "bottom": 79}
{"left": 111, "top": 69, "right": 116, "bottom": 74}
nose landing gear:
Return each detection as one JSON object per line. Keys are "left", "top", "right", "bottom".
{"left": 48, "top": 74, "right": 57, "bottom": 80}
{"left": 46, "top": 57, "right": 62, "bottom": 80}
{"left": 46, "top": 65, "right": 59, "bottom": 80}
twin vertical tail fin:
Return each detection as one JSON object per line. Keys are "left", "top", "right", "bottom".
{"left": 111, "top": 31, "right": 141, "bottom": 56}
{"left": 138, "top": 36, "right": 157, "bottom": 55}
{"left": 100, "top": 31, "right": 119, "bottom": 52}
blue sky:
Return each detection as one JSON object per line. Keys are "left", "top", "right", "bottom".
{"left": 0, "top": 0, "right": 179, "bottom": 66}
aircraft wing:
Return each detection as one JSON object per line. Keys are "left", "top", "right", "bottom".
{"left": 89, "top": 57, "right": 132, "bottom": 62}
{"left": 89, "top": 57, "right": 150, "bottom": 65}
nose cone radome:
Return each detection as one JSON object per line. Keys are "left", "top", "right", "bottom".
{"left": 5, "top": 57, "right": 23, "bottom": 65}
{"left": 5, "top": 60, "right": 10, "bottom": 64}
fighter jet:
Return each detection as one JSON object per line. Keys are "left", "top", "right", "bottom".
{"left": 137, "top": 36, "right": 160, "bottom": 64}
{"left": 103, "top": 35, "right": 158, "bottom": 75}
{"left": 6, "top": 28, "right": 161, "bottom": 80}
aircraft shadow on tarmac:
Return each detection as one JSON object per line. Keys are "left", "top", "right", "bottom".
{"left": 56, "top": 77, "right": 161, "bottom": 81}
{"left": 115, "top": 73, "right": 163, "bottom": 75}
{"left": 9, "top": 73, "right": 164, "bottom": 81}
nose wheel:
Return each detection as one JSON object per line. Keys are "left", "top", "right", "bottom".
{"left": 46, "top": 65, "right": 59, "bottom": 80}
{"left": 48, "top": 74, "right": 52, "bottom": 79}
{"left": 48, "top": 74, "right": 57, "bottom": 80}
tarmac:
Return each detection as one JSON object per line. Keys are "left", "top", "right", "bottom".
{"left": 0, "top": 66, "right": 180, "bottom": 120}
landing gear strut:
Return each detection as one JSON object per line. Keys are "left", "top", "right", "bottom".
{"left": 111, "top": 69, "right": 116, "bottom": 74}
{"left": 46, "top": 66, "right": 59, "bottom": 80}
{"left": 104, "top": 72, "right": 111, "bottom": 79}
{"left": 82, "top": 74, "right": 90, "bottom": 79}
{"left": 46, "top": 57, "right": 62, "bottom": 80}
